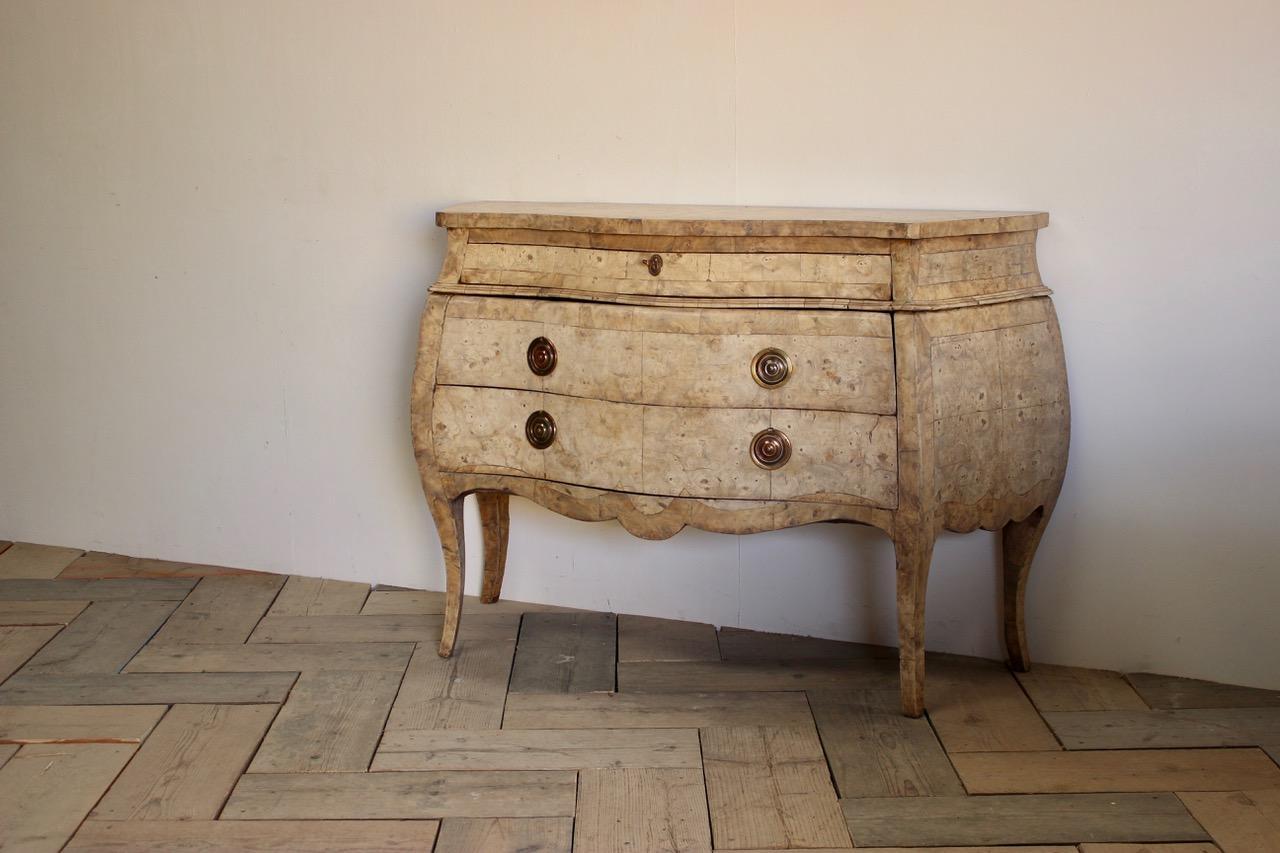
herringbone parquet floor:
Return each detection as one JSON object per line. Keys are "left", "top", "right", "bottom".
{"left": 0, "top": 540, "right": 1277, "bottom": 852}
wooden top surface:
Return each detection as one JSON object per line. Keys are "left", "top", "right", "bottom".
{"left": 437, "top": 202, "right": 1048, "bottom": 239}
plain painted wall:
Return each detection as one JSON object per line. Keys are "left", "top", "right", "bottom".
{"left": 2, "top": 1, "right": 1277, "bottom": 688}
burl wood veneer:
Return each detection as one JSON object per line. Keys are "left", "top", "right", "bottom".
{"left": 411, "top": 202, "right": 1069, "bottom": 716}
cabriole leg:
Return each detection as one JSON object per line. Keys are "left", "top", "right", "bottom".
{"left": 895, "top": 530, "right": 936, "bottom": 718}
{"left": 1002, "top": 505, "right": 1052, "bottom": 672}
{"left": 430, "top": 494, "right": 466, "bottom": 658}
{"left": 477, "top": 492, "right": 510, "bottom": 604}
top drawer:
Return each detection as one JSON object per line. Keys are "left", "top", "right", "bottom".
{"left": 460, "top": 242, "right": 891, "bottom": 302}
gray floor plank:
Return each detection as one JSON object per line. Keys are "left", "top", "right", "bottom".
{"left": 434, "top": 817, "right": 570, "bottom": 853}
{"left": 503, "top": 692, "right": 814, "bottom": 729}
{"left": 717, "top": 625, "right": 893, "bottom": 661}
{"left": 385, "top": 628, "right": 519, "bottom": 731}
{"left": 1045, "top": 707, "right": 1280, "bottom": 749}
{"left": 618, "top": 658, "right": 897, "bottom": 693}
{"left": 0, "top": 625, "right": 62, "bottom": 682}
{"left": 618, "top": 615, "right": 719, "bottom": 663}
{"left": 125, "top": 642, "right": 413, "bottom": 672}
{"left": 0, "top": 743, "right": 136, "bottom": 851}
{"left": 0, "top": 601, "right": 90, "bottom": 626}
{"left": 249, "top": 669, "right": 401, "bottom": 772}
{"left": 0, "top": 578, "right": 196, "bottom": 600}
{"left": 267, "top": 576, "right": 370, "bottom": 616}
{"left": 809, "top": 688, "right": 964, "bottom": 797}
{"left": 151, "top": 574, "right": 285, "bottom": 644}
{"left": 1127, "top": 672, "right": 1280, "bottom": 709}
{"left": 0, "top": 543, "right": 84, "bottom": 579}
{"left": 842, "top": 793, "right": 1211, "bottom": 846}
{"left": 508, "top": 612, "right": 616, "bottom": 694}
{"left": 0, "top": 672, "right": 296, "bottom": 705}
{"left": 20, "top": 601, "right": 177, "bottom": 674}
{"left": 67, "top": 820, "right": 440, "bottom": 851}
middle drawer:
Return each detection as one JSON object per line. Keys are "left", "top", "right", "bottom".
{"left": 437, "top": 296, "right": 896, "bottom": 415}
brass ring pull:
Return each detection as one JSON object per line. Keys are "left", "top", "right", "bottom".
{"left": 750, "top": 427, "right": 791, "bottom": 469}
{"left": 527, "top": 337, "right": 557, "bottom": 376}
{"left": 751, "top": 347, "right": 793, "bottom": 388}
{"left": 645, "top": 254, "right": 663, "bottom": 276}
{"left": 525, "top": 410, "right": 556, "bottom": 449}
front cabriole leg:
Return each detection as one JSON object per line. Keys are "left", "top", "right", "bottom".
{"left": 895, "top": 527, "right": 936, "bottom": 718}
{"left": 1002, "top": 503, "right": 1054, "bottom": 671}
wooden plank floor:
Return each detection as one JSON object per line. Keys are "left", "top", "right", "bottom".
{"left": 0, "top": 541, "right": 1276, "bottom": 851}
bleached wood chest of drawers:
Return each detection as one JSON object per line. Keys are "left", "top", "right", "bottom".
{"left": 411, "top": 202, "right": 1069, "bottom": 716}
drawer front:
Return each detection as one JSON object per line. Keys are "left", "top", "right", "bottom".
{"left": 461, "top": 242, "right": 891, "bottom": 301}
{"left": 432, "top": 385, "right": 898, "bottom": 507}
{"left": 437, "top": 296, "right": 895, "bottom": 415}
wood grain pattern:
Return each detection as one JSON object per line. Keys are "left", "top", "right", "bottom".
{"left": 952, "top": 747, "right": 1280, "bottom": 793}
{"left": 434, "top": 817, "right": 571, "bottom": 853}
{"left": 58, "top": 551, "right": 256, "bottom": 579}
{"left": 701, "top": 725, "right": 850, "bottom": 849}
{"left": 373, "top": 728, "right": 700, "bottom": 771}
{"left": 1077, "top": 845, "right": 1222, "bottom": 853}
{"left": 0, "top": 624, "right": 61, "bottom": 681}
{"left": 1177, "top": 789, "right": 1280, "bottom": 852}
{"left": 0, "top": 578, "right": 196, "bottom": 600}
{"left": 67, "top": 820, "right": 440, "bottom": 851}
{"left": 0, "top": 543, "right": 84, "bottom": 579}
{"left": 574, "top": 768, "right": 713, "bottom": 853}
{"left": 385, "top": 629, "right": 518, "bottom": 730}
{"left": 360, "top": 589, "right": 578, "bottom": 615}
{"left": 153, "top": 574, "right": 285, "bottom": 644}
{"left": 618, "top": 615, "right": 719, "bottom": 662}
{"left": 249, "top": 670, "right": 402, "bottom": 772}
{"left": 1045, "top": 707, "right": 1280, "bottom": 750}
{"left": 125, "top": 642, "right": 413, "bottom": 672}
{"left": 0, "top": 600, "right": 89, "bottom": 626}
{"left": 508, "top": 612, "right": 617, "bottom": 693}
{"left": 266, "top": 576, "right": 369, "bottom": 616}
{"left": 248, "top": 612, "right": 517, "bottom": 643}
{"left": 503, "top": 692, "right": 813, "bottom": 729}
{"left": 0, "top": 704, "right": 166, "bottom": 743}
{"left": 0, "top": 672, "right": 296, "bottom": 705}
{"left": 617, "top": 658, "right": 897, "bottom": 693}
{"left": 927, "top": 660, "right": 1060, "bottom": 752}
{"left": 91, "top": 703, "right": 277, "bottom": 819}
{"left": 716, "top": 626, "right": 892, "bottom": 661}
{"left": 809, "top": 688, "right": 963, "bottom": 797}
{"left": 224, "top": 770, "right": 578, "bottom": 819}
{"left": 1127, "top": 672, "right": 1280, "bottom": 709}
{"left": 1015, "top": 663, "right": 1149, "bottom": 712}
{"left": 21, "top": 601, "right": 177, "bottom": 674}
{"left": 842, "top": 793, "right": 1210, "bottom": 846}
{"left": 0, "top": 743, "right": 136, "bottom": 852}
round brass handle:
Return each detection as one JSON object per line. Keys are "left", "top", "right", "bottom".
{"left": 527, "top": 337, "right": 557, "bottom": 376}
{"left": 525, "top": 410, "right": 556, "bottom": 449}
{"left": 750, "top": 427, "right": 792, "bottom": 470}
{"left": 751, "top": 347, "right": 792, "bottom": 388}
{"left": 645, "top": 254, "right": 663, "bottom": 276}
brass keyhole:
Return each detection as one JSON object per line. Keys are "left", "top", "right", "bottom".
{"left": 645, "top": 254, "right": 663, "bottom": 276}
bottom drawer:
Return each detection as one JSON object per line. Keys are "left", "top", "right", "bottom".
{"left": 431, "top": 385, "right": 897, "bottom": 508}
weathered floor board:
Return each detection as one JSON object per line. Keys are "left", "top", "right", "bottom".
{"left": 248, "top": 612, "right": 517, "bottom": 643}
{"left": 508, "top": 612, "right": 617, "bottom": 694}
{"left": 21, "top": 601, "right": 177, "bottom": 674}
{"left": 575, "top": 768, "right": 713, "bottom": 853}
{"left": 125, "top": 641, "right": 413, "bottom": 672}
{"left": 91, "top": 703, "right": 277, "bottom": 820}
{"left": 386, "top": 630, "right": 519, "bottom": 730}
{"left": 66, "top": 819, "right": 441, "bottom": 851}
{"left": 58, "top": 551, "right": 255, "bottom": 579}
{"left": 618, "top": 614, "right": 720, "bottom": 662}
{"left": 249, "top": 669, "right": 402, "bottom": 773}
{"left": 717, "top": 626, "right": 893, "bottom": 661}
{"left": 223, "top": 770, "right": 578, "bottom": 819}
{"left": 1045, "top": 707, "right": 1280, "bottom": 750}
{"left": 360, "top": 588, "right": 579, "bottom": 615}
{"left": 809, "top": 688, "right": 964, "bottom": 797}
{"left": 0, "top": 600, "right": 90, "bottom": 626}
{"left": 701, "top": 725, "right": 851, "bottom": 849}
{"left": 0, "top": 543, "right": 84, "bottom": 579}
{"left": 618, "top": 658, "right": 898, "bottom": 693}
{"left": 0, "top": 704, "right": 166, "bottom": 743}
{"left": 503, "top": 692, "right": 815, "bottom": 729}
{"left": 1177, "top": 789, "right": 1280, "bottom": 852}
{"left": 433, "top": 817, "right": 572, "bottom": 853}
{"left": 0, "top": 625, "right": 61, "bottom": 681}
{"left": 952, "top": 747, "right": 1280, "bottom": 793}
{"left": 267, "top": 576, "right": 370, "bottom": 616}
{"left": 1015, "top": 663, "right": 1149, "bottom": 712}
{"left": 1127, "top": 672, "right": 1280, "bottom": 709}
{"left": 0, "top": 672, "right": 297, "bottom": 705}
{"left": 0, "top": 578, "right": 196, "bottom": 600}
{"left": 373, "top": 727, "right": 701, "bottom": 771}
{"left": 151, "top": 574, "right": 285, "bottom": 644}
{"left": 0, "top": 743, "right": 136, "bottom": 851}
{"left": 842, "top": 793, "right": 1212, "bottom": 846}
{"left": 927, "top": 659, "right": 1061, "bottom": 752}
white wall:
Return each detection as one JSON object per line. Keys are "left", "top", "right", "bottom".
{"left": 2, "top": 1, "right": 1277, "bottom": 688}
